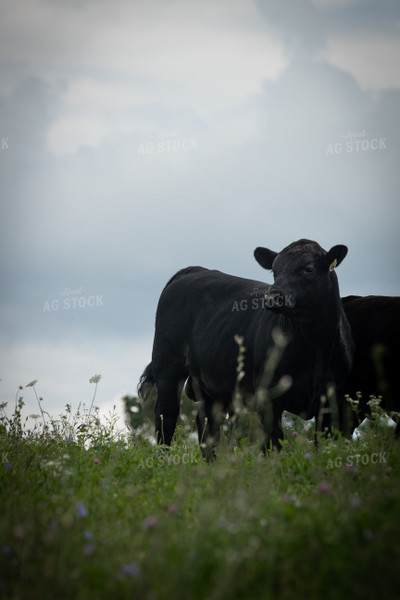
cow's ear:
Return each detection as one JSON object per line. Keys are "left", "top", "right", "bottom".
{"left": 325, "top": 245, "right": 348, "bottom": 271}
{"left": 254, "top": 247, "right": 278, "bottom": 270}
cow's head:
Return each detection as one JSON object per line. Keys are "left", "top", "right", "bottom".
{"left": 254, "top": 239, "right": 348, "bottom": 313}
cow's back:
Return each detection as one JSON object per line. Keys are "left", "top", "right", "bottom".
{"left": 156, "top": 266, "right": 272, "bottom": 329}
{"left": 152, "top": 266, "right": 275, "bottom": 397}
{"left": 154, "top": 266, "right": 273, "bottom": 339}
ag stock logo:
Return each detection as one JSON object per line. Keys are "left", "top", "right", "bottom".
{"left": 326, "top": 129, "right": 387, "bottom": 156}
{"left": 327, "top": 450, "right": 388, "bottom": 470}
{"left": 43, "top": 287, "right": 104, "bottom": 312}
{"left": 137, "top": 129, "right": 199, "bottom": 155}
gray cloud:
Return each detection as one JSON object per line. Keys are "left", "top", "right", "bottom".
{"left": 257, "top": 0, "right": 327, "bottom": 56}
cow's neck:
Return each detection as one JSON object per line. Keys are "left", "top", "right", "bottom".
{"left": 289, "top": 302, "right": 344, "bottom": 355}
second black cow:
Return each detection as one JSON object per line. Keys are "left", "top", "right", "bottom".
{"left": 340, "top": 294, "right": 400, "bottom": 437}
{"left": 138, "top": 239, "right": 354, "bottom": 459}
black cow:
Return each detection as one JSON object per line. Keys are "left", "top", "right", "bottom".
{"left": 340, "top": 295, "right": 400, "bottom": 437}
{"left": 138, "top": 239, "right": 353, "bottom": 460}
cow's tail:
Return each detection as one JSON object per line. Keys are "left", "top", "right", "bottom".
{"left": 138, "top": 362, "right": 156, "bottom": 401}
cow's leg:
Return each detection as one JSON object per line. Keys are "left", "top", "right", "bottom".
{"left": 196, "top": 398, "right": 226, "bottom": 461}
{"left": 154, "top": 367, "right": 186, "bottom": 446}
{"left": 259, "top": 402, "right": 283, "bottom": 452}
{"left": 316, "top": 389, "right": 344, "bottom": 443}
{"left": 336, "top": 390, "right": 358, "bottom": 439}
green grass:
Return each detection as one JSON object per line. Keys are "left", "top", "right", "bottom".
{"left": 1, "top": 390, "right": 399, "bottom": 600}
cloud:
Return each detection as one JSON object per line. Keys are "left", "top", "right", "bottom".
{"left": 323, "top": 32, "right": 400, "bottom": 91}
{"left": 257, "top": 0, "right": 327, "bottom": 56}
{"left": 258, "top": 0, "right": 400, "bottom": 91}
{"left": 0, "top": 0, "right": 287, "bottom": 156}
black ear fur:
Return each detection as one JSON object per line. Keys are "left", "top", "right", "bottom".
{"left": 325, "top": 245, "right": 348, "bottom": 271}
{"left": 254, "top": 247, "right": 278, "bottom": 270}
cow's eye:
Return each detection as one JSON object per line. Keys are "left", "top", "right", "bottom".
{"left": 303, "top": 265, "right": 314, "bottom": 275}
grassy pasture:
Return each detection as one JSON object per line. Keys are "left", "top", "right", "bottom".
{"left": 1, "top": 382, "right": 399, "bottom": 600}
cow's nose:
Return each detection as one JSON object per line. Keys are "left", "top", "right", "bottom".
{"left": 265, "top": 286, "right": 296, "bottom": 310}
{"left": 265, "top": 288, "right": 286, "bottom": 309}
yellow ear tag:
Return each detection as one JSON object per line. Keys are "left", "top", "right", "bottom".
{"left": 329, "top": 258, "right": 337, "bottom": 272}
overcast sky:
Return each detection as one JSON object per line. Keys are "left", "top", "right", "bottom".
{"left": 1, "top": 0, "right": 399, "bottom": 427}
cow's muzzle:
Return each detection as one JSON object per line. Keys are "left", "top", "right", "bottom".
{"left": 264, "top": 289, "right": 294, "bottom": 311}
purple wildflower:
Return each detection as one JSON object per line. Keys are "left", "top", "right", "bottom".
{"left": 84, "top": 543, "right": 95, "bottom": 556}
{"left": 168, "top": 504, "right": 178, "bottom": 515}
{"left": 317, "top": 481, "right": 332, "bottom": 493}
{"left": 344, "top": 464, "right": 358, "bottom": 474}
{"left": 120, "top": 562, "right": 141, "bottom": 578}
{"left": 76, "top": 501, "right": 88, "bottom": 518}
{"left": 142, "top": 516, "right": 157, "bottom": 531}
